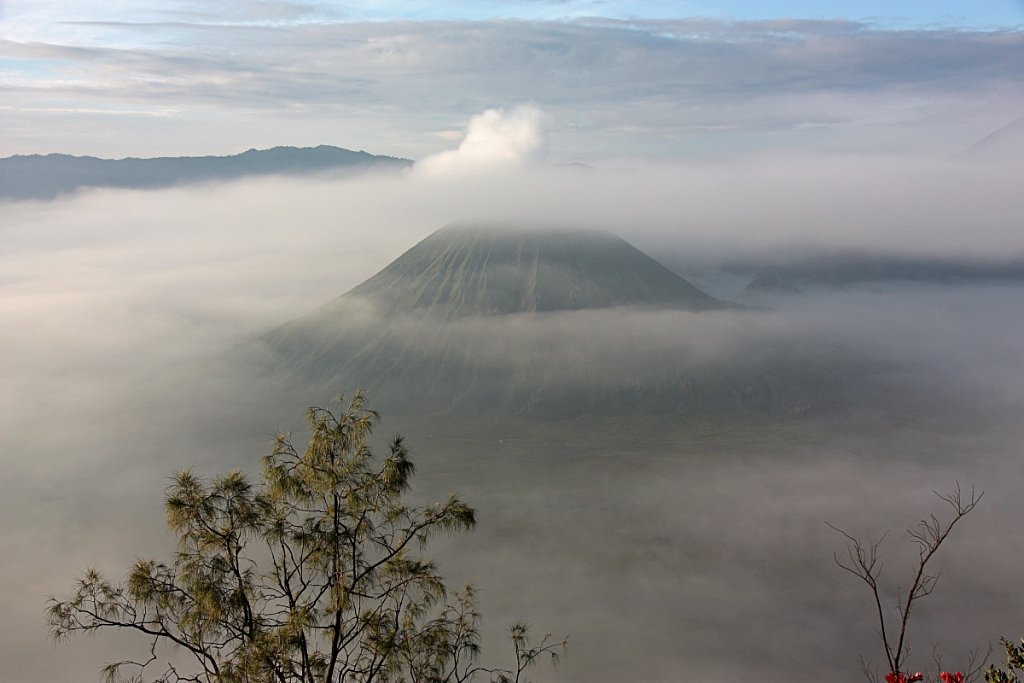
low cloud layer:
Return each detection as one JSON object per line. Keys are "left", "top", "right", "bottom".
{"left": 1, "top": 156, "right": 1023, "bottom": 682}
{"left": 9, "top": 146, "right": 1009, "bottom": 261}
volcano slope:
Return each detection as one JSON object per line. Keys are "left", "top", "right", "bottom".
{"left": 258, "top": 225, "right": 900, "bottom": 420}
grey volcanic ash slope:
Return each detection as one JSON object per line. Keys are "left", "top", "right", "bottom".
{"left": 260, "top": 225, "right": 891, "bottom": 418}
{"left": 345, "top": 224, "right": 728, "bottom": 316}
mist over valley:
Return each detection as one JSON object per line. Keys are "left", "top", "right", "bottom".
{"left": 3, "top": 148, "right": 1022, "bottom": 681}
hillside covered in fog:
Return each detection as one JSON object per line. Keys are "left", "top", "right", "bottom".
{"left": 256, "top": 224, "right": 933, "bottom": 419}
{"left": 0, "top": 145, "right": 411, "bottom": 201}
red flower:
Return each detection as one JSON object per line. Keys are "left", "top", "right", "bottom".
{"left": 940, "top": 673, "right": 965, "bottom": 683}
{"left": 885, "top": 673, "right": 924, "bottom": 683}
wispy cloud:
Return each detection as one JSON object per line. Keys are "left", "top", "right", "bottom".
{"left": 2, "top": 18, "right": 1021, "bottom": 157}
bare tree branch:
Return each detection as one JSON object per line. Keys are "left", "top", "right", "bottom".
{"left": 828, "top": 482, "right": 983, "bottom": 679}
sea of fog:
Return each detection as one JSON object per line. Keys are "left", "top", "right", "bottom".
{"left": 1, "top": 163, "right": 1021, "bottom": 682}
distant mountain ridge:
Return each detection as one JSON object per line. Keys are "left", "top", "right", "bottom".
{"left": 727, "top": 252, "right": 1024, "bottom": 293}
{"left": 0, "top": 145, "right": 411, "bottom": 201}
{"left": 958, "top": 114, "right": 1024, "bottom": 161}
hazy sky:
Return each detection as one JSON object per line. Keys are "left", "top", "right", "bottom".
{"left": 2, "top": 0, "right": 1022, "bottom": 159}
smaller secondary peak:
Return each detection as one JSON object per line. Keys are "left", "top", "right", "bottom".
{"left": 344, "top": 223, "right": 732, "bottom": 317}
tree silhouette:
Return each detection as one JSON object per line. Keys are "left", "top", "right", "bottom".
{"left": 829, "top": 483, "right": 984, "bottom": 682}
{"left": 48, "top": 393, "right": 564, "bottom": 683}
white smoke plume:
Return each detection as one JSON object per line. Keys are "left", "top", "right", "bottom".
{"left": 415, "top": 105, "right": 547, "bottom": 176}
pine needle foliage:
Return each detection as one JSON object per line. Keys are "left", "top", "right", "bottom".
{"left": 48, "top": 392, "right": 564, "bottom": 683}
{"left": 986, "top": 638, "right": 1024, "bottom": 682}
